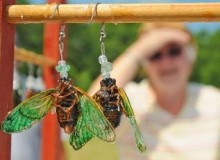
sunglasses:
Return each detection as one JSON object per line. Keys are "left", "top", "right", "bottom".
{"left": 147, "top": 45, "right": 183, "bottom": 62}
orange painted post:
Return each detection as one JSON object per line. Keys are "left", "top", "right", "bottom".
{"left": 0, "top": 0, "right": 15, "bottom": 159}
{"left": 41, "top": 0, "right": 66, "bottom": 160}
{"left": 42, "top": 23, "right": 61, "bottom": 160}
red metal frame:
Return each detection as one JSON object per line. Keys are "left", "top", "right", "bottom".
{"left": 0, "top": 0, "right": 15, "bottom": 159}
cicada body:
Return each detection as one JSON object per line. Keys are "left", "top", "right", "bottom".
{"left": 1, "top": 78, "right": 115, "bottom": 150}
{"left": 93, "top": 78, "right": 122, "bottom": 128}
{"left": 53, "top": 78, "right": 80, "bottom": 134}
{"left": 93, "top": 77, "right": 146, "bottom": 153}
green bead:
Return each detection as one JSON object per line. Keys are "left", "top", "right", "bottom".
{"left": 55, "top": 64, "right": 70, "bottom": 72}
{"left": 55, "top": 60, "right": 70, "bottom": 78}
{"left": 101, "top": 62, "right": 112, "bottom": 73}
{"left": 55, "top": 65, "right": 62, "bottom": 72}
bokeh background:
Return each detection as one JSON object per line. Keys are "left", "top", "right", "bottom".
{"left": 14, "top": 0, "right": 220, "bottom": 159}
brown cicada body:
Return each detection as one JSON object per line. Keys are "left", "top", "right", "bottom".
{"left": 93, "top": 77, "right": 146, "bottom": 152}
{"left": 93, "top": 78, "right": 123, "bottom": 128}
{"left": 53, "top": 78, "right": 80, "bottom": 134}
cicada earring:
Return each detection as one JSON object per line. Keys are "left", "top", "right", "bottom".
{"left": 35, "top": 67, "right": 45, "bottom": 92}
{"left": 1, "top": 23, "right": 115, "bottom": 150}
{"left": 93, "top": 23, "right": 146, "bottom": 153}
{"left": 25, "top": 66, "right": 45, "bottom": 99}
{"left": 25, "top": 64, "right": 37, "bottom": 99}
{"left": 13, "top": 62, "right": 22, "bottom": 106}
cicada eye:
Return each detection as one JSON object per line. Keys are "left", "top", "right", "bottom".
{"left": 60, "top": 77, "right": 68, "bottom": 82}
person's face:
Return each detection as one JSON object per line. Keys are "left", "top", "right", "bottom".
{"left": 144, "top": 40, "right": 194, "bottom": 91}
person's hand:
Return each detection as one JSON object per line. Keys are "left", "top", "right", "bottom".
{"left": 125, "top": 28, "right": 191, "bottom": 63}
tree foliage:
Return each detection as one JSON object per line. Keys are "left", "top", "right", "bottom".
{"left": 66, "top": 24, "right": 140, "bottom": 89}
{"left": 16, "top": 23, "right": 140, "bottom": 90}
{"left": 16, "top": 22, "right": 220, "bottom": 90}
{"left": 191, "top": 30, "right": 220, "bottom": 87}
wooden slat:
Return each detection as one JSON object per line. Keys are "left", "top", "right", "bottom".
{"left": 6, "top": 3, "right": 220, "bottom": 23}
{"left": 0, "top": 0, "right": 15, "bottom": 159}
{"left": 15, "top": 47, "right": 56, "bottom": 67}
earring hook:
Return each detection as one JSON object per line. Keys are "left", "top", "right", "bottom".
{"left": 59, "top": 23, "right": 65, "bottom": 61}
{"left": 56, "top": 23, "right": 70, "bottom": 79}
{"left": 50, "top": 3, "right": 60, "bottom": 19}
{"left": 88, "top": 2, "right": 101, "bottom": 24}
{"left": 28, "top": 63, "right": 34, "bottom": 76}
{"left": 98, "top": 23, "right": 113, "bottom": 79}
{"left": 100, "top": 23, "right": 106, "bottom": 55}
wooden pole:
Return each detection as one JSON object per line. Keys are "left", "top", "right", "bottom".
{"left": 15, "top": 47, "right": 56, "bottom": 67}
{"left": 6, "top": 3, "right": 220, "bottom": 23}
{"left": 41, "top": 1, "right": 65, "bottom": 160}
{"left": 0, "top": 0, "right": 15, "bottom": 159}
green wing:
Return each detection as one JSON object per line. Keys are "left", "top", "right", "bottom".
{"left": 69, "top": 116, "right": 94, "bottom": 150}
{"left": 118, "top": 88, "right": 146, "bottom": 153}
{"left": 74, "top": 87, "right": 115, "bottom": 142}
{"left": 1, "top": 89, "right": 55, "bottom": 133}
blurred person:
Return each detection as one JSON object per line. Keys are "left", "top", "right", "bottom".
{"left": 88, "top": 23, "right": 220, "bottom": 160}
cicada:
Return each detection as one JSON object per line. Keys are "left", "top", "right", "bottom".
{"left": 1, "top": 77, "right": 115, "bottom": 150}
{"left": 93, "top": 77, "right": 146, "bottom": 153}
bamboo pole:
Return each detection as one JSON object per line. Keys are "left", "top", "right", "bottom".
{"left": 15, "top": 47, "right": 56, "bottom": 67}
{"left": 6, "top": 3, "right": 220, "bottom": 23}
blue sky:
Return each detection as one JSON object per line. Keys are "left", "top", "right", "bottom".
{"left": 30, "top": 0, "right": 220, "bottom": 32}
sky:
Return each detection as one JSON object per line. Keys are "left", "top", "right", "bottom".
{"left": 30, "top": 0, "right": 220, "bottom": 32}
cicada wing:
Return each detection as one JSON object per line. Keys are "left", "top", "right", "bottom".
{"left": 1, "top": 89, "right": 55, "bottom": 133}
{"left": 69, "top": 116, "right": 94, "bottom": 150}
{"left": 118, "top": 88, "right": 146, "bottom": 153}
{"left": 74, "top": 86, "right": 115, "bottom": 142}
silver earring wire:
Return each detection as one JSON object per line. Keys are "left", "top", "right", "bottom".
{"left": 28, "top": 63, "right": 34, "bottom": 76}
{"left": 50, "top": 3, "right": 60, "bottom": 19}
{"left": 88, "top": 2, "right": 101, "bottom": 24}
{"left": 49, "top": 3, "right": 65, "bottom": 60}
{"left": 59, "top": 23, "right": 66, "bottom": 61}
{"left": 100, "top": 23, "right": 106, "bottom": 56}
